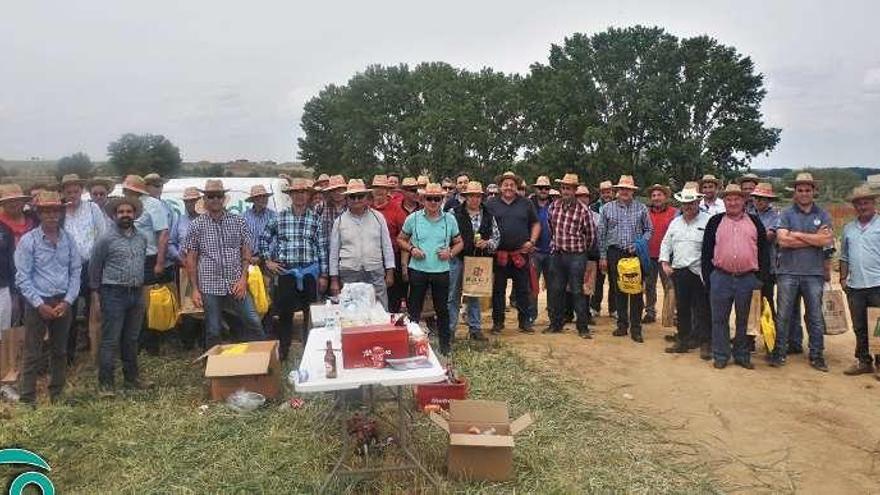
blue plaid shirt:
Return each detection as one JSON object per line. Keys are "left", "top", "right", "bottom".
{"left": 598, "top": 199, "right": 653, "bottom": 259}
{"left": 244, "top": 207, "right": 277, "bottom": 254}
{"left": 259, "top": 207, "right": 328, "bottom": 275}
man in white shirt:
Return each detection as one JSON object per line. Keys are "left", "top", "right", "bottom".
{"left": 660, "top": 182, "right": 711, "bottom": 359}
{"left": 699, "top": 174, "right": 726, "bottom": 217}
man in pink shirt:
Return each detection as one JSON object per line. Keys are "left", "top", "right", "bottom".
{"left": 701, "top": 184, "right": 770, "bottom": 370}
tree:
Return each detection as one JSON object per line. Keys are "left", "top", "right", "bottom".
{"left": 56, "top": 152, "right": 94, "bottom": 180}
{"left": 107, "top": 133, "right": 182, "bottom": 178}
{"left": 521, "top": 26, "right": 780, "bottom": 187}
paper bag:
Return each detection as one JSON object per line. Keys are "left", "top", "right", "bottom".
{"left": 179, "top": 268, "right": 203, "bottom": 315}
{"left": 746, "top": 289, "right": 761, "bottom": 337}
{"left": 661, "top": 287, "right": 676, "bottom": 328}
{"left": 462, "top": 256, "right": 494, "bottom": 299}
{"left": 823, "top": 284, "right": 849, "bottom": 335}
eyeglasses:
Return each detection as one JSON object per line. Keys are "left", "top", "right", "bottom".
{"left": 348, "top": 193, "right": 368, "bottom": 200}
{"left": 205, "top": 193, "right": 225, "bottom": 200}
{"left": 424, "top": 196, "right": 443, "bottom": 203}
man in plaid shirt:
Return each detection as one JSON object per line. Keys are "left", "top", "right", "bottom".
{"left": 546, "top": 173, "right": 597, "bottom": 338}
{"left": 184, "top": 180, "right": 265, "bottom": 349}
{"left": 259, "top": 178, "right": 328, "bottom": 360}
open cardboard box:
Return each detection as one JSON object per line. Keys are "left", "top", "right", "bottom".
{"left": 194, "top": 340, "right": 281, "bottom": 401}
{"left": 430, "top": 399, "right": 534, "bottom": 481}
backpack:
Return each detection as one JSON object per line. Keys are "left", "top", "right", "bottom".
{"left": 617, "top": 257, "right": 643, "bottom": 295}
{"left": 147, "top": 284, "right": 179, "bottom": 332}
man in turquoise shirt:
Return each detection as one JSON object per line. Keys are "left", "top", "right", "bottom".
{"left": 840, "top": 185, "right": 880, "bottom": 378}
{"left": 398, "top": 183, "right": 463, "bottom": 355}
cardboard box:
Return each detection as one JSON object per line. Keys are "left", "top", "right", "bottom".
{"left": 341, "top": 324, "right": 408, "bottom": 369}
{"left": 430, "top": 400, "right": 534, "bottom": 481}
{"left": 194, "top": 340, "right": 281, "bottom": 401}
{"left": 0, "top": 326, "right": 26, "bottom": 384}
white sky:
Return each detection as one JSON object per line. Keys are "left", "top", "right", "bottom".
{"left": 2, "top": 0, "right": 878, "bottom": 168}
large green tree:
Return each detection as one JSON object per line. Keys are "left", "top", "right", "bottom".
{"left": 521, "top": 26, "right": 779, "bottom": 187}
{"left": 56, "top": 152, "right": 94, "bottom": 180}
{"left": 107, "top": 133, "right": 182, "bottom": 178}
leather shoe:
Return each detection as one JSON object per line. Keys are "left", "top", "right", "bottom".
{"left": 699, "top": 343, "right": 712, "bottom": 361}
{"left": 612, "top": 328, "right": 628, "bottom": 337}
{"left": 735, "top": 358, "right": 754, "bottom": 370}
{"left": 631, "top": 334, "right": 644, "bottom": 343}
{"left": 665, "top": 344, "right": 688, "bottom": 354}
{"left": 843, "top": 361, "right": 874, "bottom": 376}
{"left": 713, "top": 360, "right": 727, "bottom": 369}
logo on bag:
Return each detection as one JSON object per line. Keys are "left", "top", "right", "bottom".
{"left": 0, "top": 449, "right": 55, "bottom": 495}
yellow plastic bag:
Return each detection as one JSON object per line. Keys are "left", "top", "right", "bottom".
{"left": 147, "top": 284, "right": 179, "bottom": 332}
{"left": 248, "top": 265, "right": 270, "bottom": 316}
{"left": 760, "top": 296, "right": 776, "bottom": 353}
{"left": 617, "top": 257, "right": 643, "bottom": 295}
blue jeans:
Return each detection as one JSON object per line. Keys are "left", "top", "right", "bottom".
{"left": 774, "top": 274, "right": 825, "bottom": 359}
{"left": 448, "top": 257, "right": 481, "bottom": 337}
{"left": 547, "top": 253, "right": 589, "bottom": 332}
{"left": 202, "top": 293, "right": 266, "bottom": 349}
{"left": 710, "top": 271, "right": 759, "bottom": 363}
{"left": 99, "top": 285, "right": 146, "bottom": 387}
{"left": 529, "top": 252, "right": 552, "bottom": 321}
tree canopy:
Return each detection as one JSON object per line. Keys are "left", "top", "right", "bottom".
{"left": 107, "top": 133, "right": 182, "bottom": 178}
{"left": 56, "top": 152, "right": 94, "bottom": 180}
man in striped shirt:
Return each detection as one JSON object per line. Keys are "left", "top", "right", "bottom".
{"left": 243, "top": 184, "right": 277, "bottom": 263}
{"left": 546, "top": 174, "right": 597, "bottom": 338}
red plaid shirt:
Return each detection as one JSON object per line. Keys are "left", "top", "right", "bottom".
{"left": 548, "top": 198, "right": 596, "bottom": 254}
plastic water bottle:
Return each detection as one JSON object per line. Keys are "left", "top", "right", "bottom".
{"left": 323, "top": 300, "right": 334, "bottom": 330}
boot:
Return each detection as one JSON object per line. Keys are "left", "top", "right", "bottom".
{"left": 843, "top": 360, "right": 874, "bottom": 376}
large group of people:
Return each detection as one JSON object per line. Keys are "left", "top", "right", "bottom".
{"left": 2, "top": 166, "right": 880, "bottom": 407}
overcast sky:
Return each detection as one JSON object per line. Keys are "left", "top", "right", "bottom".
{"left": 2, "top": 0, "right": 878, "bottom": 168}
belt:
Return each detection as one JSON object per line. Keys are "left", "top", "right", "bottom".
{"left": 715, "top": 268, "right": 756, "bottom": 278}
{"left": 279, "top": 263, "right": 320, "bottom": 291}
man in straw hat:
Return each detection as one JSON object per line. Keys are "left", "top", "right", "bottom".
{"left": 660, "top": 183, "right": 711, "bottom": 357}
{"left": 699, "top": 174, "right": 726, "bottom": 217}
{"left": 545, "top": 173, "right": 597, "bottom": 338}
{"left": 318, "top": 175, "right": 347, "bottom": 246}
{"left": 737, "top": 173, "right": 761, "bottom": 214}
{"left": 448, "top": 181, "right": 499, "bottom": 342}
{"left": 0, "top": 183, "right": 38, "bottom": 245}
{"left": 89, "top": 196, "right": 149, "bottom": 395}
{"left": 144, "top": 173, "right": 177, "bottom": 256}
{"left": 243, "top": 184, "right": 277, "bottom": 262}
{"left": 312, "top": 173, "right": 330, "bottom": 210}
{"left": 769, "top": 172, "right": 834, "bottom": 372}
{"left": 60, "top": 173, "right": 108, "bottom": 362}
{"left": 590, "top": 179, "right": 617, "bottom": 319}
{"left": 529, "top": 175, "right": 555, "bottom": 324}
{"left": 184, "top": 179, "right": 266, "bottom": 348}
{"left": 14, "top": 191, "right": 82, "bottom": 406}
{"left": 840, "top": 185, "right": 880, "bottom": 378}
{"left": 169, "top": 186, "right": 205, "bottom": 350}
{"left": 486, "top": 171, "right": 540, "bottom": 334}
{"left": 259, "top": 178, "right": 327, "bottom": 361}
{"left": 329, "top": 179, "right": 396, "bottom": 309}
{"left": 701, "top": 183, "right": 770, "bottom": 370}
{"left": 372, "top": 175, "right": 409, "bottom": 312}
{"left": 87, "top": 177, "right": 116, "bottom": 213}
{"left": 398, "top": 183, "right": 464, "bottom": 355}
{"left": 644, "top": 183, "right": 678, "bottom": 324}
{"left": 598, "top": 175, "right": 654, "bottom": 342}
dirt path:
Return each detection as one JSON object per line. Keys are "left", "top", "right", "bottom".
{"left": 474, "top": 293, "right": 880, "bottom": 493}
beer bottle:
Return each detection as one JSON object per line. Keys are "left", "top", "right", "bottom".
{"left": 324, "top": 340, "right": 337, "bottom": 379}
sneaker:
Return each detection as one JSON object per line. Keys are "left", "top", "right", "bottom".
{"left": 843, "top": 361, "right": 875, "bottom": 376}
{"left": 810, "top": 357, "right": 829, "bottom": 373}
{"left": 699, "top": 343, "right": 712, "bottom": 361}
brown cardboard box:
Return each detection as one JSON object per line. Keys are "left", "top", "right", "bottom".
{"left": 430, "top": 399, "right": 534, "bottom": 481}
{"left": 0, "top": 326, "right": 26, "bottom": 384}
{"left": 194, "top": 340, "right": 281, "bottom": 401}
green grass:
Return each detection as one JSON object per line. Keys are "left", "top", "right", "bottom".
{"left": 0, "top": 343, "right": 718, "bottom": 494}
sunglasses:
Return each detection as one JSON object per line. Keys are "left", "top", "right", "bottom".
{"left": 424, "top": 196, "right": 443, "bottom": 203}
{"left": 443, "top": 186, "right": 455, "bottom": 191}
{"left": 205, "top": 193, "right": 225, "bottom": 200}
{"left": 348, "top": 193, "right": 368, "bottom": 200}
{"left": 536, "top": 186, "right": 550, "bottom": 190}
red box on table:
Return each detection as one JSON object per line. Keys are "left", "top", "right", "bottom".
{"left": 415, "top": 377, "right": 469, "bottom": 411}
{"left": 341, "top": 324, "right": 409, "bottom": 369}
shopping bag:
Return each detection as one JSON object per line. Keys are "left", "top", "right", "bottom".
{"left": 247, "top": 265, "right": 271, "bottom": 316}
{"left": 760, "top": 296, "right": 776, "bottom": 353}
{"left": 147, "top": 284, "right": 179, "bottom": 332}
{"left": 617, "top": 257, "right": 642, "bottom": 295}
{"left": 462, "top": 256, "right": 493, "bottom": 298}
{"left": 583, "top": 261, "right": 597, "bottom": 296}
{"left": 178, "top": 268, "right": 203, "bottom": 315}
{"left": 746, "top": 289, "right": 762, "bottom": 337}
{"left": 823, "top": 283, "right": 849, "bottom": 335}
{"left": 661, "top": 287, "right": 676, "bottom": 328}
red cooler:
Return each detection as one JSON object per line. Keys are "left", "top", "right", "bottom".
{"left": 341, "top": 324, "right": 409, "bottom": 369}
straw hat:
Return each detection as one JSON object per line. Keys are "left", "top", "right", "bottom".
{"left": 575, "top": 185, "right": 590, "bottom": 196}
{"left": 598, "top": 180, "right": 613, "bottom": 191}
{"left": 121, "top": 175, "right": 150, "bottom": 196}
{"left": 315, "top": 173, "right": 330, "bottom": 184}
{"left": 612, "top": 175, "right": 639, "bottom": 190}
{"left": 462, "top": 181, "right": 484, "bottom": 195}
{"left": 0, "top": 184, "right": 32, "bottom": 204}
{"left": 245, "top": 184, "right": 273, "bottom": 202}
{"left": 284, "top": 177, "right": 314, "bottom": 193}
{"left": 533, "top": 176, "right": 552, "bottom": 187}
{"left": 104, "top": 196, "right": 143, "bottom": 219}
{"left": 143, "top": 173, "right": 167, "bottom": 187}
{"left": 420, "top": 183, "right": 445, "bottom": 196}
{"left": 401, "top": 177, "right": 419, "bottom": 190}
{"left": 673, "top": 184, "right": 704, "bottom": 203}
{"left": 417, "top": 175, "right": 430, "bottom": 187}
{"left": 372, "top": 174, "right": 391, "bottom": 188}
{"left": 31, "top": 190, "right": 64, "bottom": 209}
{"left": 342, "top": 179, "right": 371, "bottom": 196}
{"left": 719, "top": 183, "right": 747, "bottom": 198}
{"left": 848, "top": 185, "right": 880, "bottom": 202}
{"left": 699, "top": 174, "right": 722, "bottom": 187}
{"left": 549, "top": 189, "right": 561, "bottom": 197}
{"left": 486, "top": 184, "right": 500, "bottom": 194}
{"left": 645, "top": 183, "right": 671, "bottom": 197}
{"left": 87, "top": 177, "right": 115, "bottom": 191}
{"left": 750, "top": 183, "right": 778, "bottom": 199}
{"left": 736, "top": 173, "right": 760, "bottom": 186}
{"left": 555, "top": 173, "right": 580, "bottom": 187}
{"left": 792, "top": 172, "right": 818, "bottom": 188}
{"left": 60, "top": 174, "right": 87, "bottom": 188}
{"left": 182, "top": 187, "right": 202, "bottom": 201}
{"left": 496, "top": 170, "right": 522, "bottom": 186}
{"left": 322, "top": 175, "right": 347, "bottom": 191}
{"left": 199, "top": 179, "right": 229, "bottom": 194}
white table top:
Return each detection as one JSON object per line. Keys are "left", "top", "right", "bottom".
{"left": 293, "top": 326, "right": 447, "bottom": 393}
